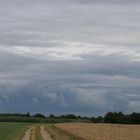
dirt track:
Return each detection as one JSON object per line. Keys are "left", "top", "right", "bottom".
{"left": 40, "top": 126, "right": 53, "bottom": 140}
{"left": 22, "top": 127, "right": 33, "bottom": 140}
{"left": 21, "top": 125, "right": 53, "bottom": 140}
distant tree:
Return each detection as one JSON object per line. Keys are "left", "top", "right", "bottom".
{"left": 49, "top": 114, "right": 56, "bottom": 118}
{"left": 116, "top": 112, "right": 124, "bottom": 123}
{"left": 26, "top": 112, "right": 30, "bottom": 117}
{"left": 104, "top": 112, "right": 116, "bottom": 123}
{"left": 58, "top": 114, "right": 78, "bottom": 119}
{"left": 104, "top": 112, "right": 125, "bottom": 124}
{"left": 64, "top": 114, "right": 78, "bottom": 119}
{"left": 129, "top": 112, "right": 140, "bottom": 124}
{"left": 78, "top": 115, "right": 81, "bottom": 119}
{"left": 33, "top": 113, "right": 46, "bottom": 118}
{"left": 96, "top": 116, "right": 104, "bottom": 123}
{"left": 91, "top": 117, "right": 96, "bottom": 123}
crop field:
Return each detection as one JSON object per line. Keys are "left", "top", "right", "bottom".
{"left": 0, "top": 122, "right": 73, "bottom": 140}
{"left": 1, "top": 122, "right": 140, "bottom": 140}
{"left": 55, "top": 123, "right": 140, "bottom": 140}
{"left": 45, "top": 124, "right": 76, "bottom": 140}
{"left": 0, "top": 122, "right": 29, "bottom": 140}
{"left": 0, "top": 122, "right": 52, "bottom": 140}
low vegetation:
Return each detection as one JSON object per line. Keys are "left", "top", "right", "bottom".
{"left": 0, "top": 112, "right": 140, "bottom": 124}
{"left": 45, "top": 124, "right": 76, "bottom": 140}
{"left": 30, "top": 125, "right": 43, "bottom": 140}
{"left": 0, "top": 122, "right": 29, "bottom": 140}
{"left": 0, "top": 113, "right": 91, "bottom": 123}
{"left": 35, "top": 125, "right": 43, "bottom": 140}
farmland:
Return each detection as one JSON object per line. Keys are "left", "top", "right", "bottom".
{"left": 0, "top": 122, "right": 73, "bottom": 140}
{"left": 0, "top": 122, "right": 140, "bottom": 140}
{"left": 55, "top": 123, "right": 140, "bottom": 140}
{"left": 45, "top": 124, "right": 76, "bottom": 140}
{"left": 0, "top": 122, "right": 29, "bottom": 140}
{"left": 21, "top": 124, "right": 75, "bottom": 140}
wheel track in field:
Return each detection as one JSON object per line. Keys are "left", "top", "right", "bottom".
{"left": 40, "top": 126, "right": 53, "bottom": 140}
{"left": 21, "top": 126, "right": 33, "bottom": 140}
{"left": 21, "top": 125, "right": 53, "bottom": 140}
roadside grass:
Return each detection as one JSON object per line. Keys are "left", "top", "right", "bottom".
{"left": 30, "top": 126, "right": 36, "bottom": 140}
{"left": 30, "top": 124, "right": 43, "bottom": 140}
{"left": 45, "top": 124, "right": 76, "bottom": 140}
{"left": 0, "top": 122, "right": 29, "bottom": 140}
{"left": 35, "top": 125, "right": 43, "bottom": 140}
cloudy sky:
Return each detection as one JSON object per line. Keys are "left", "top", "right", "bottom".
{"left": 0, "top": 0, "right": 140, "bottom": 116}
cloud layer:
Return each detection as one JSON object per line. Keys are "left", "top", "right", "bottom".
{"left": 0, "top": 0, "right": 140, "bottom": 116}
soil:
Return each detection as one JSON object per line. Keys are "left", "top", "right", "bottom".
{"left": 22, "top": 127, "right": 33, "bottom": 140}
{"left": 40, "top": 126, "right": 53, "bottom": 140}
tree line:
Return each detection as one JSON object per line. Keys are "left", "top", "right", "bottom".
{"left": 0, "top": 112, "right": 140, "bottom": 124}
{"left": 91, "top": 112, "right": 140, "bottom": 124}
{"left": 0, "top": 113, "right": 90, "bottom": 123}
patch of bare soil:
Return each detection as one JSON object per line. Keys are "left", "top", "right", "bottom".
{"left": 22, "top": 126, "right": 33, "bottom": 140}
{"left": 40, "top": 126, "right": 53, "bottom": 140}
{"left": 30, "top": 126, "right": 36, "bottom": 140}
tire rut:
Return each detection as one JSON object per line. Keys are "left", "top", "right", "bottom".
{"left": 40, "top": 126, "right": 53, "bottom": 140}
{"left": 21, "top": 126, "right": 33, "bottom": 140}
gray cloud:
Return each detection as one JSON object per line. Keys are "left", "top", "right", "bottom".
{"left": 0, "top": 0, "right": 140, "bottom": 115}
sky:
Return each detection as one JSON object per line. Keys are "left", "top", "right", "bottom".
{"left": 0, "top": 0, "right": 140, "bottom": 116}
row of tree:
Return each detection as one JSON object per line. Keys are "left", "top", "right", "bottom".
{"left": 0, "top": 113, "right": 45, "bottom": 118}
{"left": 0, "top": 113, "right": 90, "bottom": 123}
{"left": 0, "top": 113, "right": 88, "bottom": 119}
{"left": 91, "top": 112, "right": 140, "bottom": 124}
{"left": 0, "top": 112, "right": 140, "bottom": 124}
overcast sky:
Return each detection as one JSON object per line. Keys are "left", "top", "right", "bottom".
{"left": 0, "top": 0, "right": 140, "bottom": 116}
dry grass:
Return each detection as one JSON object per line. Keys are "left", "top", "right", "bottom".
{"left": 45, "top": 124, "right": 76, "bottom": 140}
{"left": 30, "top": 125, "right": 43, "bottom": 140}
{"left": 30, "top": 126, "right": 36, "bottom": 140}
{"left": 55, "top": 123, "right": 140, "bottom": 140}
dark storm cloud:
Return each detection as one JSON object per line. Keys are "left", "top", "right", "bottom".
{"left": 0, "top": 51, "right": 140, "bottom": 115}
{"left": 0, "top": 0, "right": 140, "bottom": 115}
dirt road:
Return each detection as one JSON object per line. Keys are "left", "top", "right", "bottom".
{"left": 40, "top": 126, "right": 53, "bottom": 140}
{"left": 22, "top": 127, "right": 33, "bottom": 140}
{"left": 21, "top": 125, "right": 53, "bottom": 140}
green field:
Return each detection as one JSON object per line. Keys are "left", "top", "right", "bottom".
{"left": 0, "top": 122, "right": 29, "bottom": 140}
{"left": 0, "top": 122, "right": 74, "bottom": 140}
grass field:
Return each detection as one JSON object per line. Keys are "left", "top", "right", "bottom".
{"left": 30, "top": 125, "right": 43, "bottom": 140}
{"left": 55, "top": 123, "right": 140, "bottom": 140}
{"left": 0, "top": 122, "right": 29, "bottom": 140}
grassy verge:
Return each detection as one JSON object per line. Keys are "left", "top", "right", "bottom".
{"left": 0, "top": 122, "right": 29, "bottom": 140}
{"left": 30, "top": 125, "right": 43, "bottom": 140}
{"left": 45, "top": 124, "right": 77, "bottom": 140}
{"left": 35, "top": 125, "right": 43, "bottom": 140}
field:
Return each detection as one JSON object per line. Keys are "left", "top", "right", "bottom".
{"left": 0, "top": 122, "right": 29, "bottom": 140}
{"left": 1, "top": 122, "right": 140, "bottom": 140}
{"left": 45, "top": 124, "right": 76, "bottom": 140}
{"left": 55, "top": 123, "right": 140, "bottom": 140}
{"left": 0, "top": 122, "right": 73, "bottom": 140}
